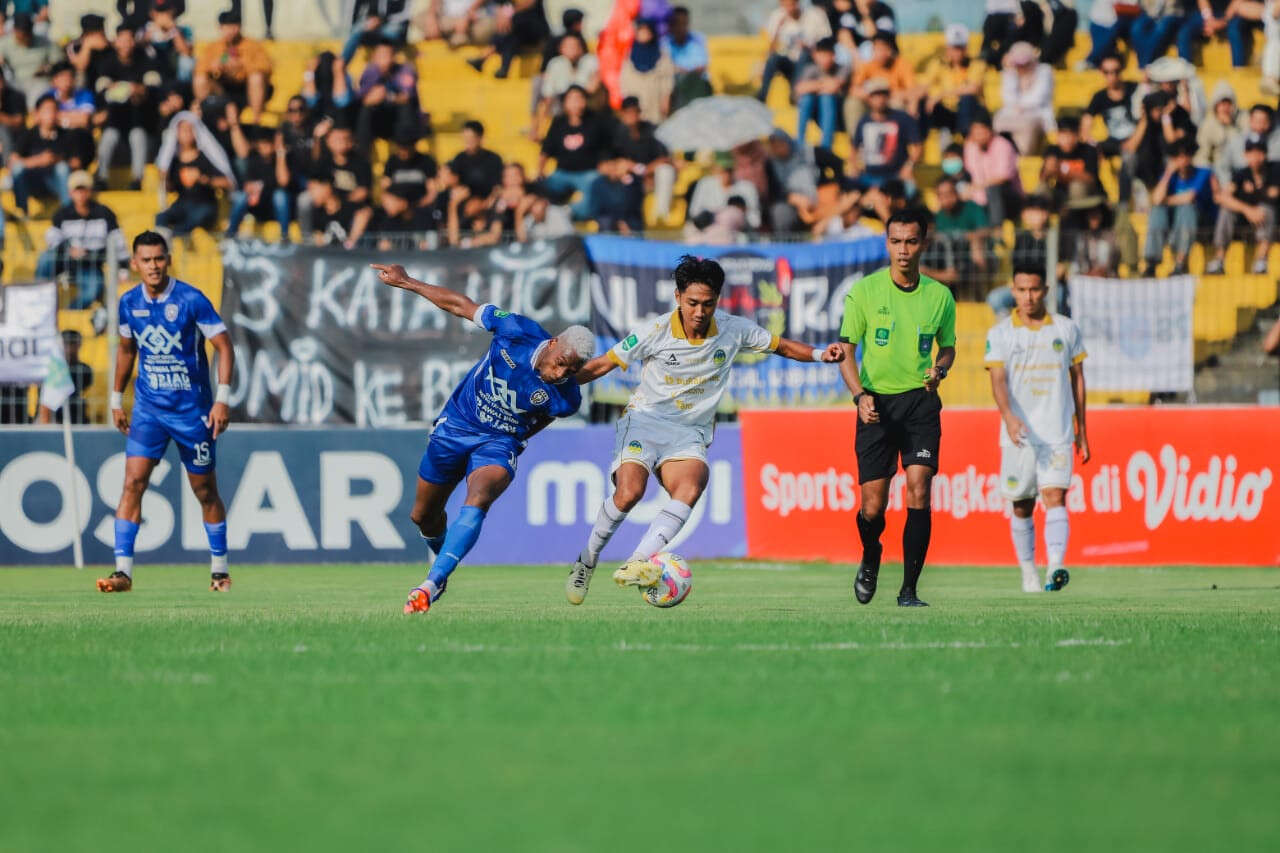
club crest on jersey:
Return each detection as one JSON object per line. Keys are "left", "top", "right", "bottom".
{"left": 1006, "top": 476, "right": 1018, "bottom": 489}
{"left": 530, "top": 389, "right": 549, "bottom": 406}
{"left": 1052, "top": 338, "right": 1064, "bottom": 352}
{"left": 874, "top": 328, "right": 890, "bottom": 346}
{"left": 164, "top": 303, "right": 179, "bottom": 323}
{"left": 712, "top": 348, "right": 727, "bottom": 365}
{"left": 626, "top": 439, "right": 643, "bottom": 455}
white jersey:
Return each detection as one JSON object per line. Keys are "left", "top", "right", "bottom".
{"left": 984, "top": 312, "right": 1086, "bottom": 447}
{"left": 607, "top": 309, "right": 780, "bottom": 428}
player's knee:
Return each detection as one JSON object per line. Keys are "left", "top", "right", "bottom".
{"left": 121, "top": 474, "right": 149, "bottom": 499}
{"left": 190, "top": 480, "right": 220, "bottom": 509}
{"left": 613, "top": 482, "right": 645, "bottom": 511}
{"left": 905, "top": 478, "right": 932, "bottom": 509}
{"left": 668, "top": 482, "right": 704, "bottom": 505}
{"left": 859, "top": 496, "right": 885, "bottom": 521}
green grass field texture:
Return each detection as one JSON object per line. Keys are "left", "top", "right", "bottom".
{"left": 2, "top": 562, "right": 1277, "bottom": 852}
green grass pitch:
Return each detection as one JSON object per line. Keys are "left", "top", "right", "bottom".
{"left": 2, "top": 561, "right": 1277, "bottom": 852}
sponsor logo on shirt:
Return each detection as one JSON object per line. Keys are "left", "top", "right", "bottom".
{"left": 494, "top": 310, "right": 511, "bottom": 318}
{"left": 500, "top": 349, "right": 517, "bottom": 369}
{"left": 1006, "top": 476, "right": 1019, "bottom": 489}
{"left": 664, "top": 353, "right": 679, "bottom": 366}
{"left": 874, "top": 327, "right": 890, "bottom": 346}
{"left": 621, "top": 333, "right": 638, "bottom": 351}
{"left": 916, "top": 449, "right": 932, "bottom": 459}
{"left": 137, "top": 325, "right": 182, "bottom": 355}
{"left": 917, "top": 332, "right": 934, "bottom": 355}
{"left": 132, "top": 309, "right": 150, "bottom": 317}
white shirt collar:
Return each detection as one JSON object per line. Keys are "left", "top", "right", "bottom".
{"left": 529, "top": 339, "right": 549, "bottom": 370}
{"left": 141, "top": 278, "right": 176, "bottom": 303}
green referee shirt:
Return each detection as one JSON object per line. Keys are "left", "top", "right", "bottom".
{"left": 839, "top": 267, "right": 957, "bottom": 394}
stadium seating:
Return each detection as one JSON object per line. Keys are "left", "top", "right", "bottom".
{"left": 10, "top": 26, "right": 1274, "bottom": 409}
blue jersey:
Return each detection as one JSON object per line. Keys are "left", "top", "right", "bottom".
{"left": 119, "top": 278, "right": 226, "bottom": 415}
{"left": 439, "top": 304, "right": 582, "bottom": 439}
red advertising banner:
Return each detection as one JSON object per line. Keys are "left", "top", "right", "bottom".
{"left": 740, "top": 408, "right": 1280, "bottom": 566}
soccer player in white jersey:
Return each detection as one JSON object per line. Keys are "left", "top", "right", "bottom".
{"left": 564, "top": 255, "right": 845, "bottom": 603}
{"left": 984, "top": 264, "right": 1090, "bottom": 593}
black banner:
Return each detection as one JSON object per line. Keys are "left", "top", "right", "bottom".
{"left": 221, "top": 239, "right": 592, "bottom": 424}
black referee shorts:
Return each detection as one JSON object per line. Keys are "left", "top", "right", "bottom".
{"left": 855, "top": 387, "right": 942, "bottom": 484}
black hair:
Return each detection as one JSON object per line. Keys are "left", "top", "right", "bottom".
{"left": 935, "top": 174, "right": 958, "bottom": 190}
{"left": 1057, "top": 114, "right": 1081, "bottom": 132}
{"left": 1012, "top": 261, "right": 1047, "bottom": 281}
{"left": 560, "top": 32, "right": 588, "bottom": 52}
{"left": 670, "top": 6, "right": 690, "bottom": 18}
{"left": 1169, "top": 137, "right": 1197, "bottom": 157}
{"left": 50, "top": 61, "right": 74, "bottom": 78}
{"left": 561, "top": 84, "right": 589, "bottom": 102}
{"left": 462, "top": 119, "right": 485, "bottom": 136}
{"left": 1250, "top": 103, "right": 1274, "bottom": 118}
{"left": 34, "top": 93, "right": 56, "bottom": 110}
{"left": 1022, "top": 193, "right": 1052, "bottom": 211}
{"left": 885, "top": 206, "right": 931, "bottom": 236}
{"left": 673, "top": 254, "right": 725, "bottom": 294}
{"left": 1098, "top": 51, "right": 1125, "bottom": 68}
{"left": 814, "top": 36, "right": 836, "bottom": 53}
{"left": 132, "top": 230, "right": 169, "bottom": 254}
{"left": 563, "top": 8, "right": 585, "bottom": 28}
{"left": 969, "top": 108, "right": 993, "bottom": 128}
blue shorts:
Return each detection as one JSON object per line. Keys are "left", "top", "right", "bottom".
{"left": 126, "top": 406, "right": 216, "bottom": 474}
{"left": 417, "top": 418, "right": 521, "bottom": 486}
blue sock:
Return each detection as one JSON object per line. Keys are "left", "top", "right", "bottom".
{"left": 422, "top": 531, "right": 446, "bottom": 555}
{"left": 114, "top": 518, "right": 139, "bottom": 575}
{"left": 426, "top": 506, "right": 486, "bottom": 588}
{"left": 204, "top": 521, "right": 229, "bottom": 574}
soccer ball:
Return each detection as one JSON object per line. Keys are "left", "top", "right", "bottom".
{"left": 641, "top": 552, "right": 693, "bottom": 608}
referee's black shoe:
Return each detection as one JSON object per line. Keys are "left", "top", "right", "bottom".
{"left": 854, "top": 550, "right": 881, "bottom": 604}
{"left": 896, "top": 589, "right": 929, "bottom": 607}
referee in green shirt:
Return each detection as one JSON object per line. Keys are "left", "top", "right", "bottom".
{"left": 838, "top": 208, "right": 957, "bottom": 607}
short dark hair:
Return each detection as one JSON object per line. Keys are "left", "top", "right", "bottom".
{"left": 673, "top": 254, "right": 725, "bottom": 294}
{"left": 1098, "top": 52, "right": 1124, "bottom": 68}
{"left": 670, "top": 6, "right": 690, "bottom": 19}
{"left": 1245, "top": 137, "right": 1267, "bottom": 153}
{"left": 132, "top": 230, "right": 169, "bottom": 254}
{"left": 50, "top": 61, "right": 74, "bottom": 78}
{"left": 886, "top": 207, "right": 931, "bottom": 236}
{"left": 814, "top": 36, "right": 836, "bottom": 53}
{"left": 969, "top": 108, "right": 993, "bottom": 128}
{"left": 1250, "top": 103, "right": 1274, "bottom": 119}
{"left": 1022, "top": 193, "right": 1052, "bottom": 211}
{"left": 34, "top": 93, "right": 56, "bottom": 110}
{"left": 561, "top": 84, "right": 588, "bottom": 102}
{"left": 462, "top": 119, "right": 485, "bottom": 136}
{"left": 1169, "top": 137, "right": 1197, "bottom": 157}
{"left": 1057, "top": 114, "right": 1081, "bottom": 132}
{"left": 1012, "top": 261, "right": 1046, "bottom": 281}
{"left": 620, "top": 95, "right": 640, "bottom": 110}
{"left": 935, "top": 175, "right": 958, "bottom": 191}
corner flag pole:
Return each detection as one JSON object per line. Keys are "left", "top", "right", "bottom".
{"left": 61, "top": 417, "right": 84, "bottom": 570}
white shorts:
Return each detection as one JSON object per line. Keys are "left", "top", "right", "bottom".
{"left": 1000, "top": 442, "right": 1073, "bottom": 500}
{"left": 610, "top": 411, "right": 711, "bottom": 475}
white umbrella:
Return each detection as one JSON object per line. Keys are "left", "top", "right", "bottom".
{"left": 655, "top": 96, "right": 776, "bottom": 152}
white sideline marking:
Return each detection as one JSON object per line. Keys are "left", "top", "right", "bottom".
{"left": 403, "top": 638, "right": 1132, "bottom": 654}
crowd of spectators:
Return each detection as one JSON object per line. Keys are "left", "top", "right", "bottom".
{"left": 0, "top": 0, "right": 1274, "bottom": 317}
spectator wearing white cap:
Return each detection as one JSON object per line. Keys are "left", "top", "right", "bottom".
{"left": 1132, "top": 55, "right": 1206, "bottom": 126}
{"left": 1195, "top": 81, "right": 1247, "bottom": 182}
{"left": 921, "top": 24, "right": 986, "bottom": 145}
{"left": 36, "top": 170, "right": 128, "bottom": 309}
{"left": 993, "top": 41, "right": 1055, "bottom": 154}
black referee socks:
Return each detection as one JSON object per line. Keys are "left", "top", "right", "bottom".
{"left": 901, "top": 507, "right": 932, "bottom": 595}
{"left": 856, "top": 511, "right": 886, "bottom": 558}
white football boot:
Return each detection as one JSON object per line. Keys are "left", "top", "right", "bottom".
{"left": 566, "top": 559, "right": 595, "bottom": 605}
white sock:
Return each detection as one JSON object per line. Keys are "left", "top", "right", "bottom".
{"left": 419, "top": 579, "right": 440, "bottom": 598}
{"left": 115, "top": 556, "right": 133, "bottom": 577}
{"left": 1044, "top": 506, "right": 1069, "bottom": 573}
{"left": 1010, "top": 515, "right": 1036, "bottom": 574}
{"left": 580, "top": 497, "right": 628, "bottom": 568}
{"left": 628, "top": 499, "right": 693, "bottom": 561}
{"left": 211, "top": 554, "right": 228, "bottom": 575}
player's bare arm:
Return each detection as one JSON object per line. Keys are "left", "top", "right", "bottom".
{"left": 111, "top": 336, "right": 138, "bottom": 435}
{"left": 575, "top": 354, "right": 619, "bottom": 384}
{"left": 774, "top": 338, "right": 845, "bottom": 363}
{"left": 371, "top": 263, "right": 480, "bottom": 321}
{"left": 208, "top": 331, "right": 235, "bottom": 439}
{"left": 988, "top": 364, "right": 1027, "bottom": 446}
{"left": 1070, "top": 362, "right": 1090, "bottom": 463}
{"left": 924, "top": 345, "right": 956, "bottom": 393}
{"left": 837, "top": 341, "right": 878, "bottom": 424}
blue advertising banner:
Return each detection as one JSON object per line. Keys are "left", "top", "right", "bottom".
{"left": 0, "top": 426, "right": 745, "bottom": 566}
{"left": 584, "top": 235, "right": 886, "bottom": 409}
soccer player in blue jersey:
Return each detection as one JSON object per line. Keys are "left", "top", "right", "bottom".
{"left": 97, "top": 231, "right": 236, "bottom": 593}
{"left": 370, "top": 263, "right": 596, "bottom": 615}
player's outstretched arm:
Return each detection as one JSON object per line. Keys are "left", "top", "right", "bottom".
{"left": 110, "top": 336, "right": 138, "bottom": 435}
{"left": 774, "top": 338, "right": 844, "bottom": 363}
{"left": 370, "top": 263, "right": 480, "bottom": 322}
{"left": 575, "top": 354, "right": 619, "bottom": 385}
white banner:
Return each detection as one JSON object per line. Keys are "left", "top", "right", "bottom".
{"left": 1071, "top": 275, "right": 1196, "bottom": 393}
{"left": 0, "top": 282, "right": 60, "bottom": 385}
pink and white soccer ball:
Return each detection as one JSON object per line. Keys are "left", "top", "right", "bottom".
{"left": 641, "top": 552, "right": 693, "bottom": 608}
